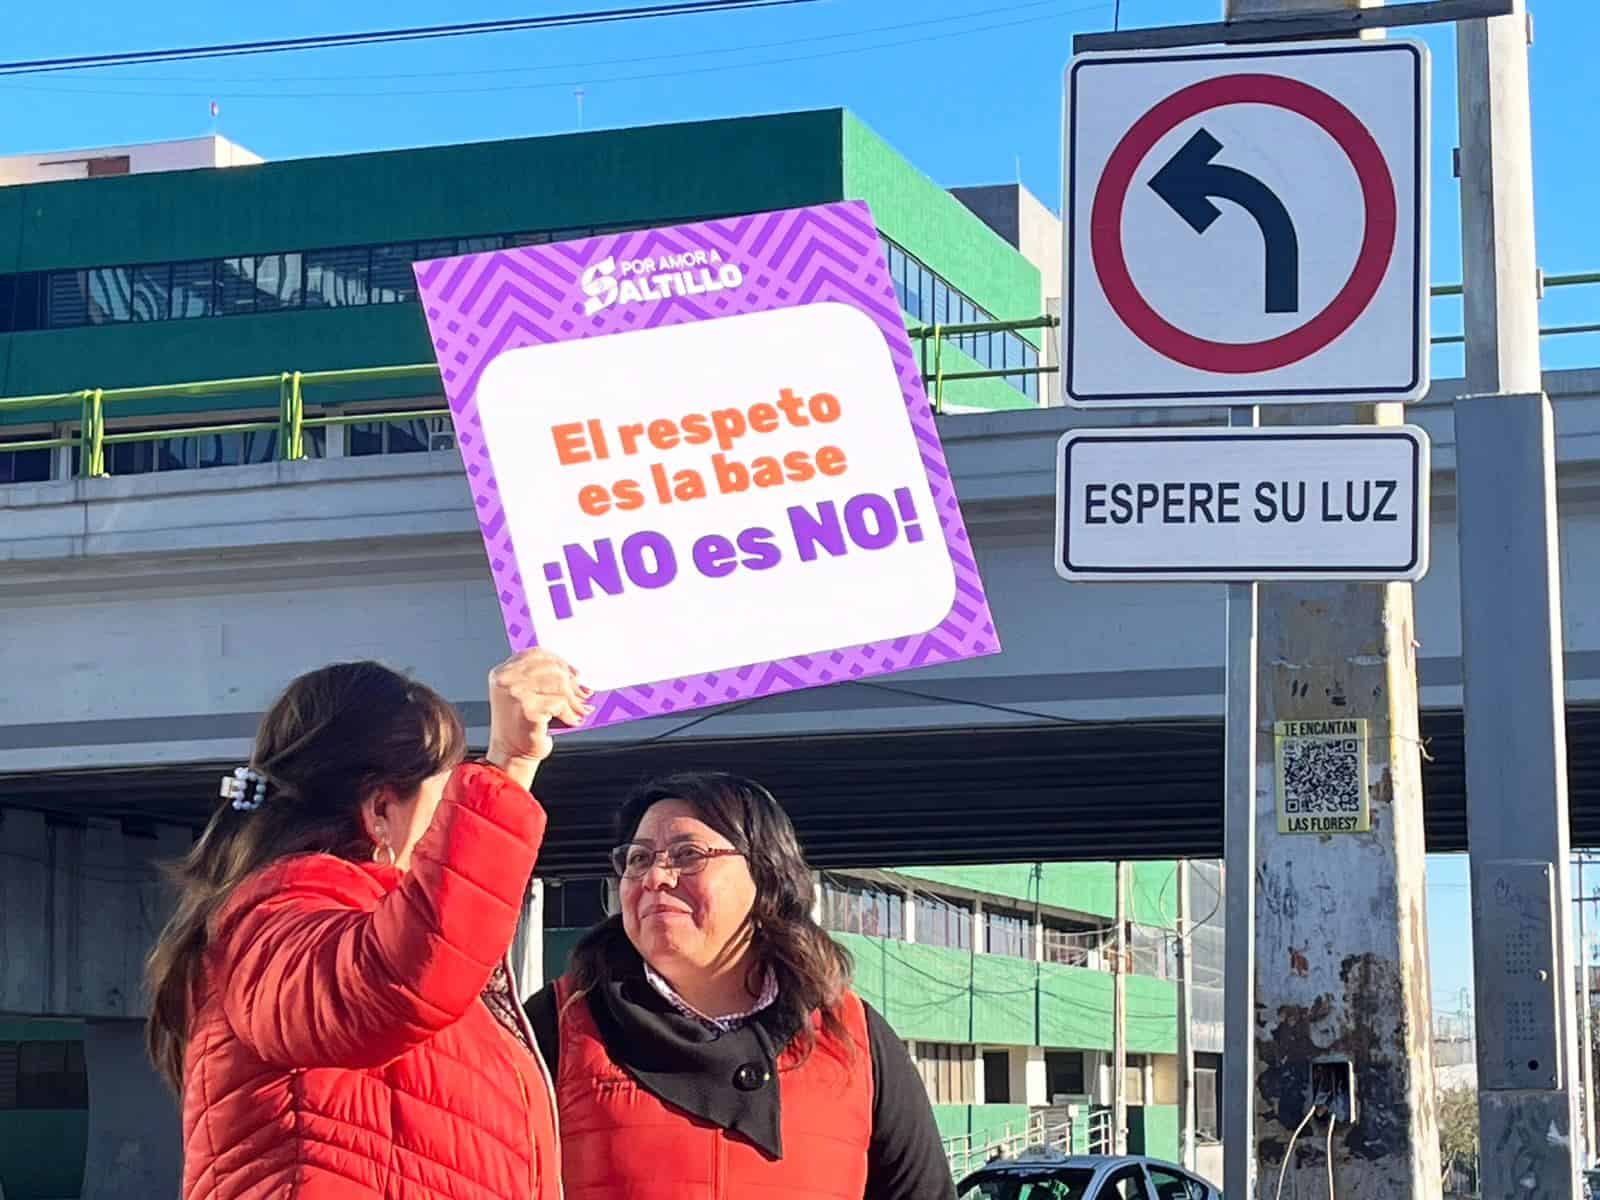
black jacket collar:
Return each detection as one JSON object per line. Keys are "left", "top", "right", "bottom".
{"left": 583, "top": 943, "right": 802, "bottom": 1159}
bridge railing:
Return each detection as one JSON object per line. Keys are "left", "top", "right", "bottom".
{"left": 0, "top": 317, "right": 1064, "bottom": 480}
{"left": 2, "top": 271, "right": 1597, "bottom": 482}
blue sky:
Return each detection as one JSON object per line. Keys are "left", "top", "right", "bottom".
{"left": 4, "top": 0, "right": 1595, "bottom": 376}
{"left": 6, "top": 0, "right": 1594, "bottom": 1007}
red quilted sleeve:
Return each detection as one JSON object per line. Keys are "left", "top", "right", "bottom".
{"left": 211, "top": 762, "right": 545, "bottom": 1069}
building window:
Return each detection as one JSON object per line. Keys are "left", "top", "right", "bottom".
{"left": 1045, "top": 1050, "right": 1086, "bottom": 1101}
{"left": 0, "top": 436, "right": 53, "bottom": 484}
{"left": 1195, "top": 1053, "right": 1221, "bottom": 1141}
{"left": 13, "top": 225, "right": 1042, "bottom": 403}
{"left": 348, "top": 412, "right": 455, "bottom": 456}
{"left": 820, "top": 878, "right": 904, "bottom": 940}
{"left": 0, "top": 1040, "right": 88, "bottom": 1110}
{"left": 982, "top": 1050, "right": 1011, "bottom": 1104}
{"left": 1124, "top": 1053, "right": 1147, "bottom": 1107}
{"left": 33, "top": 225, "right": 626, "bottom": 333}
{"left": 882, "top": 236, "right": 1039, "bottom": 402}
{"left": 915, "top": 892, "right": 972, "bottom": 950}
{"left": 1043, "top": 918, "right": 1103, "bottom": 969}
{"left": 915, "top": 1042, "right": 975, "bottom": 1105}
{"left": 1128, "top": 924, "right": 1175, "bottom": 980}
{"left": 984, "top": 906, "right": 1033, "bottom": 959}
{"left": 70, "top": 419, "right": 325, "bottom": 478}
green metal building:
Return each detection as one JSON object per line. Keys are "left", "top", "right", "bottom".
{"left": 0, "top": 108, "right": 1048, "bottom": 492}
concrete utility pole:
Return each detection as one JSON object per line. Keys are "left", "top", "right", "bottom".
{"left": 1455, "top": 3, "right": 1581, "bottom": 1195}
{"left": 1113, "top": 860, "right": 1129, "bottom": 1155}
{"left": 1216, "top": 2, "right": 1442, "bottom": 1196}
{"left": 1176, "top": 859, "right": 1197, "bottom": 1170}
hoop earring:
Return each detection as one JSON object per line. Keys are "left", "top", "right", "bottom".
{"left": 373, "top": 840, "right": 397, "bottom": 867}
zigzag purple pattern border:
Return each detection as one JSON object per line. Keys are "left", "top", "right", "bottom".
{"left": 414, "top": 201, "right": 1000, "bottom": 730}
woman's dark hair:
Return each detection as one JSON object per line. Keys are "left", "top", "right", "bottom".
{"left": 144, "top": 660, "right": 466, "bottom": 1091}
{"left": 567, "top": 771, "right": 854, "bottom": 1060}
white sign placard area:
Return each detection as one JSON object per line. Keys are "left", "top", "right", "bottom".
{"left": 1055, "top": 426, "right": 1431, "bottom": 582}
{"left": 1064, "top": 39, "right": 1429, "bottom": 407}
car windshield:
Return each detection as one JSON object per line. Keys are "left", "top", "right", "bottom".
{"left": 958, "top": 1168, "right": 1098, "bottom": 1200}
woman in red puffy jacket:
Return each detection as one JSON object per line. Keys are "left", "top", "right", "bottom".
{"left": 144, "top": 649, "right": 587, "bottom": 1199}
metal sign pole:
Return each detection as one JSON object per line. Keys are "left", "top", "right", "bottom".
{"left": 1455, "top": 4, "right": 1581, "bottom": 1193}
{"left": 1222, "top": 403, "right": 1259, "bottom": 1200}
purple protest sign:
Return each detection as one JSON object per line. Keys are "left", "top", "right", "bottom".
{"left": 414, "top": 201, "right": 1000, "bottom": 731}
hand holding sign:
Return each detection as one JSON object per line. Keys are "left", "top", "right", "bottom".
{"left": 485, "top": 648, "right": 591, "bottom": 789}
{"left": 415, "top": 203, "right": 999, "bottom": 730}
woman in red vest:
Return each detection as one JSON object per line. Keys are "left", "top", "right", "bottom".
{"left": 145, "top": 650, "right": 587, "bottom": 1199}
{"left": 525, "top": 772, "right": 954, "bottom": 1200}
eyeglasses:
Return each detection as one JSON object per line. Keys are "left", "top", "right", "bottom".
{"left": 609, "top": 841, "right": 744, "bottom": 879}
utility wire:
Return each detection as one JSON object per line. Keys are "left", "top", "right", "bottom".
{"left": 21, "top": 0, "right": 1081, "bottom": 85}
{"left": 1275, "top": 1107, "right": 1318, "bottom": 1200}
{"left": 3, "top": 3, "right": 1116, "bottom": 100}
{"left": 0, "top": 0, "right": 819, "bottom": 78}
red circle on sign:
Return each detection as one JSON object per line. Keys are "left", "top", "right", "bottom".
{"left": 1090, "top": 72, "right": 1397, "bottom": 374}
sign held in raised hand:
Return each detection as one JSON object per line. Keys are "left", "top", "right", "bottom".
{"left": 414, "top": 203, "right": 1000, "bottom": 731}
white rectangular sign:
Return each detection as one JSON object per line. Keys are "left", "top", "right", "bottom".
{"left": 1055, "top": 426, "right": 1430, "bottom": 582}
{"left": 1064, "top": 39, "right": 1429, "bottom": 407}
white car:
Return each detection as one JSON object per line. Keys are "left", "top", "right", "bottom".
{"left": 957, "top": 1147, "right": 1220, "bottom": 1200}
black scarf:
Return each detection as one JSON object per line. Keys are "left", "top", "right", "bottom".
{"left": 583, "top": 945, "right": 805, "bottom": 1159}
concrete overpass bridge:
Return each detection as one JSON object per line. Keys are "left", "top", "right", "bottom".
{"left": 4, "top": 368, "right": 1598, "bottom": 1193}
{"left": 5, "top": 368, "right": 1600, "bottom": 879}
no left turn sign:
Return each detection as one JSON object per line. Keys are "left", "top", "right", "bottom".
{"left": 1064, "top": 40, "right": 1429, "bottom": 407}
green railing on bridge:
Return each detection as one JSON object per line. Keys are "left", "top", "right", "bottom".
{"left": 1, "top": 273, "right": 1596, "bottom": 481}
{"left": 0, "top": 318, "right": 1064, "bottom": 478}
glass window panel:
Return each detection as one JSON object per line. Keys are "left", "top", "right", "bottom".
{"left": 985, "top": 907, "right": 1032, "bottom": 958}
{"left": 217, "top": 257, "right": 259, "bottom": 315}
{"left": 1195, "top": 1066, "right": 1220, "bottom": 1139}
{"left": 416, "top": 238, "right": 456, "bottom": 262}
{"left": 371, "top": 244, "right": 418, "bottom": 303}
{"left": 0, "top": 445, "right": 52, "bottom": 485}
{"left": 129, "top": 264, "right": 171, "bottom": 321}
{"left": 348, "top": 421, "right": 384, "bottom": 457}
{"left": 46, "top": 272, "right": 88, "bottom": 328}
{"left": 456, "top": 235, "right": 504, "bottom": 254}
{"left": 305, "top": 247, "right": 370, "bottom": 308}
{"left": 386, "top": 418, "right": 431, "bottom": 455}
{"left": 253, "top": 252, "right": 303, "bottom": 311}
{"left": 509, "top": 231, "right": 551, "bottom": 246}
{"left": 916, "top": 893, "right": 971, "bottom": 949}
{"left": 86, "top": 267, "right": 133, "bottom": 323}
{"left": 104, "top": 439, "right": 156, "bottom": 476}
{"left": 241, "top": 428, "right": 279, "bottom": 464}
{"left": 901, "top": 258, "right": 919, "bottom": 320}
{"left": 932, "top": 279, "right": 950, "bottom": 326}
{"left": 1045, "top": 1050, "right": 1086, "bottom": 1098}
{"left": 170, "top": 260, "right": 217, "bottom": 318}
{"left": 157, "top": 434, "right": 195, "bottom": 472}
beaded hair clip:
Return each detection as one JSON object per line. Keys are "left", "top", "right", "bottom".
{"left": 219, "top": 766, "right": 269, "bottom": 812}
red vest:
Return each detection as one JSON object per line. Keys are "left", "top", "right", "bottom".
{"left": 554, "top": 976, "right": 874, "bottom": 1200}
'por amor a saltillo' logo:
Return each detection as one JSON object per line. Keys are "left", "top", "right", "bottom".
{"left": 580, "top": 250, "right": 745, "bottom": 316}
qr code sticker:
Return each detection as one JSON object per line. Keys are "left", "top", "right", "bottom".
{"left": 1281, "top": 738, "right": 1363, "bottom": 815}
